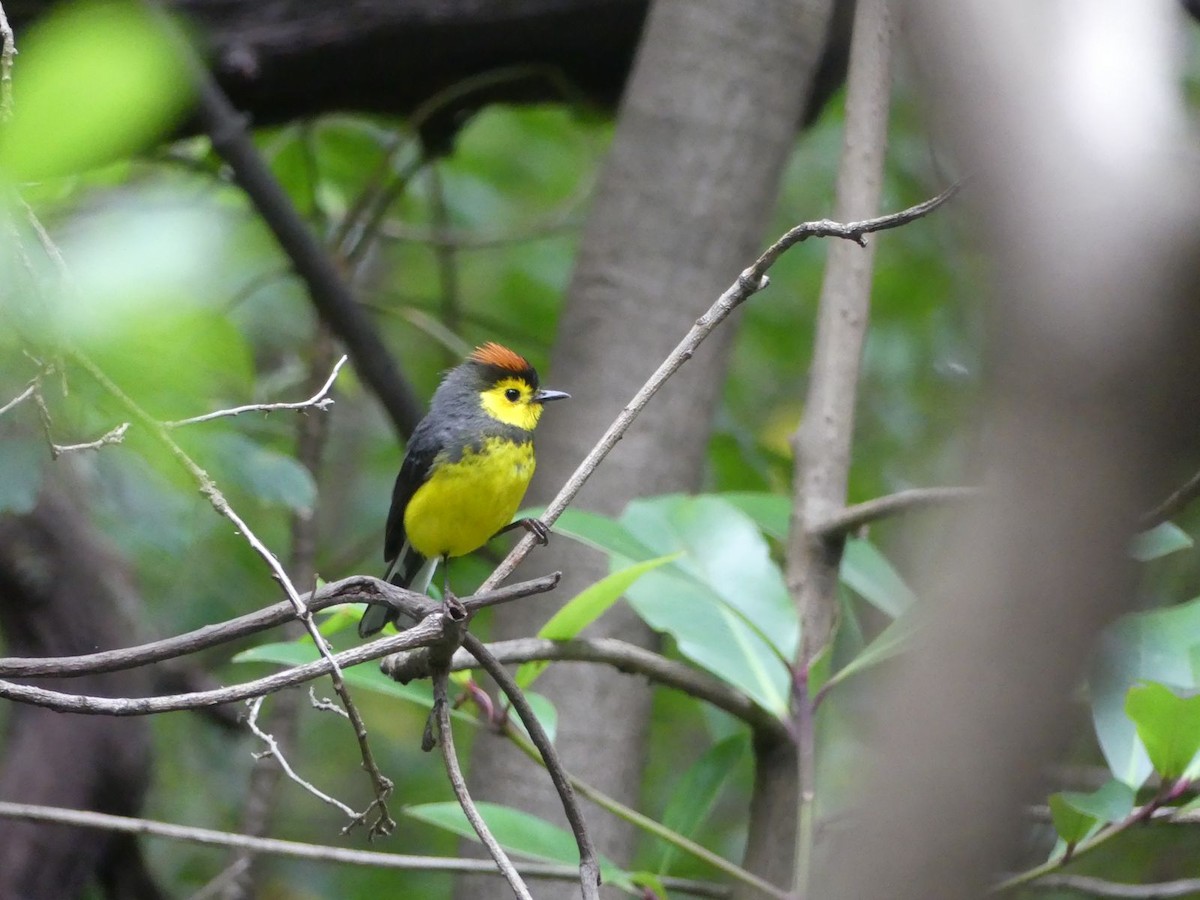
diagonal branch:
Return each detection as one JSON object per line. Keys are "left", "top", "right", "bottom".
{"left": 462, "top": 634, "right": 601, "bottom": 900}
{"left": 432, "top": 671, "right": 533, "bottom": 900}
{"left": 471, "top": 186, "right": 958, "bottom": 596}
{"left": 811, "top": 486, "right": 982, "bottom": 538}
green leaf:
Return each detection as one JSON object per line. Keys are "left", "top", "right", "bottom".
{"left": 404, "top": 801, "right": 636, "bottom": 891}
{"left": 719, "top": 492, "right": 790, "bottom": 540}
{"left": 824, "top": 614, "right": 916, "bottom": 691}
{"left": 527, "top": 507, "right": 660, "bottom": 562}
{"left": 1089, "top": 599, "right": 1200, "bottom": 787}
{"left": 0, "top": 437, "right": 46, "bottom": 514}
{"left": 656, "top": 734, "right": 747, "bottom": 873}
{"left": 0, "top": 0, "right": 192, "bottom": 179}
{"left": 619, "top": 495, "right": 797, "bottom": 717}
{"left": 1125, "top": 682, "right": 1200, "bottom": 780}
{"left": 1048, "top": 780, "right": 1135, "bottom": 845}
{"left": 515, "top": 554, "right": 680, "bottom": 689}
{"left": 839, "top": 538, "right": 915, "bottom": 617}
{"left": 1130, "top": 522, "right": 1193, "bottom": 562}
{"left": 200, "top": 432, "right": 316, "bottom": 512}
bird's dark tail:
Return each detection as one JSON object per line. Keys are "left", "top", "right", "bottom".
{"left": 358, "top": 543, "right": 436, "bottom": 637}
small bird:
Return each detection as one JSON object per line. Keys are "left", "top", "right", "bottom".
{"left": 358, "top": 342, "right": 569, "bottom": 637}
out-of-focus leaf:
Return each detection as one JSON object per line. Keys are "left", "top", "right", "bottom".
{"left": 825, "top": 614, "right": 916, "bottom": 691}
{"left": 656, "top": 733, "right": 747, "bottom": 873}
{"left": 840, "top": 538, "right": 916, "bottom": 617}
{"left": 1090, "top": 599, "right": 1200, "bottom": 787}
{"left": 0, "top": 0, "right": 191, "bottom": 179}
{"left": 1130, "top": 522, "right": 1193, "bottom": 562}
{"left": 198, "top": 432, "right": 316, "bottom": 512}
{"left": 619, "top": 495, "right": 796, "bottom": 718}
{"left": 719, "top": 492, "right": 790, "bottom": 540}
{"left": 0, "top": 437, "right": 46, "bottom": 514}
{"left": 1125, "top": 682, "right": 1200, "bottom": 780}
{"left": 515, "top": 554, "right": 679, "bottom": 688}
{"left": 81, "top": 310, "right": 253, "bottom": 420}
{"left": 1048, "top": 780, "right": 1135, "bottom": 846}
{"left": 523, "top": 506, "right": 660, "bottom": 562}
{"left": 404, "top": 801, "right": 637, "bottom": 892}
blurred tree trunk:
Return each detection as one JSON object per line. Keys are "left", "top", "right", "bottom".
{"left": 0, "top": 483, "right": 162, "bottom": 900}
{"left": 459, "top": 0, "right": 835, "bottom": 895}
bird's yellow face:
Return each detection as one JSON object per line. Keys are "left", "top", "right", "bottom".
{"left": 479, "top": 376, "right": 546, "bottom": 431}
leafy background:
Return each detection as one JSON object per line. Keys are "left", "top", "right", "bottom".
{"left": 1, "top": 4, "right": 1199, "bottom": 897}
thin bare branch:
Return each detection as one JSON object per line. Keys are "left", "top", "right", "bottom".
{"left": 0, "top": 0, "right": 14, "bottom": 122}
{"left": 1140, "top": 468, "right": 1200, "bottom": 530}
{"left": 165, "top": 354, "right": 348, "bottom": 428}
{"left": 0, "top": 616, "right": 447, "bottom": 715}
{"left": 811, "top": 486, "right": 982, "bottom": 538}
{"left": 463, "top": 634, "right": 601, "bottom": 900}
{"left": 245, "top": 696, "right": 358, "bottom": 819}
{"left": 0, "top": 381, "right": 35, "bottom": 417}
{"left": 0, "top": 574, "right": 559, "bottom": 678}
{"left": 432, "top": 672, "right": 533, "bottom": 900}
{"left": 48, "top": 421, "right": 130, "bottom": 456}
{"left": 1026, "top": 875, "right": 1200, "bottom": 899}
{"left": 472, "top": 188, "right": 957, "bottom": 596}
{"left": 429, "top": 636, "right": 786, "bottom": 741}
{"left": 67, "top": 347, "right": 397, "bottom": 832}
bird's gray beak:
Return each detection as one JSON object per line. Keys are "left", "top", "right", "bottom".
{"left": 534, "top": 389, "right": 570, "bottom": 404}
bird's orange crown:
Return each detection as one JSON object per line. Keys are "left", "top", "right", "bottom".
{"left": 469, "top": 342, "right": 532, "bottom": 374}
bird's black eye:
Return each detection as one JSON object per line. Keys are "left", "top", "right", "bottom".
{"left": 505, "top": 388, "right": 521, "bottom": 402}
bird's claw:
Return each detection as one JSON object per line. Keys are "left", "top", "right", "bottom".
{"left": 443, "top": 590, "right": 467, "bottom": 622}
{"left": 521, "top": 517, "right": 550, "bottom": 546}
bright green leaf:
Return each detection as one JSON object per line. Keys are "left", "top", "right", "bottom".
{"left": 515, "top": 554, "right": 680, "bottom": 689}
{"left": 840, "top": 538, "right": 916, "bottom": 617}
{"left": 1130, "top": 522, "right": 1193, "bottom": 562}
{"left": 1, "top": 0, "right": 192, "bottom": 179}
{"left": 404, "top": 801, "right": 636, "bottom": 891}
{"left": 656, "top": 734, "right": 747, "bottom": 873}
{"left": 1089, "top": 599, "right": 1200, "bottom": 787}
{"left": 1125, "top": 682, "right": 1200, "bottom": 780}
{"left": 1047, "top": 793, "right": 1097, "bottom": 846}
{"left": 618, "top": 495, "right": 797, "bottom": 717}
{"left": 1047, "top": 779, "right": 1135, "bottom": 846}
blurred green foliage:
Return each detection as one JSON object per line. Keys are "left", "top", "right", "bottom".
{"left": 2, "top": 11, "right": 1199, "bottom": 898}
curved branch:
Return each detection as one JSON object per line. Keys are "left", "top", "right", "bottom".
{"left": 0, "top": 801, "right": 730, "bottom": 897}
{"left": 436, "top": 637, "right": 786, "bottom": 741}
{"left": 432, "top": 672, "right": 532, "bottom": 900}
{"left": 462, "top": 634, "right": 601, "bottom": 900}
{"left": 472, "top": 187, "right": 959, "bottom": 595}
{"left": 0, "top": 574, "right": 559, "bottom": 678}
{"left": 811, "top": 486, "right": 983, "bottom": 538}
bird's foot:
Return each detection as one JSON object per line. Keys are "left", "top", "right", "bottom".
{"left": 442, "top": 589, "right": 467, "bottom": 622}
{"left": 518, "top": 517, "right": 551, "bottom": 546}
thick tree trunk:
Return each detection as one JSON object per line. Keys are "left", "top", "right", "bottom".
{"left": 459, "top": 1, "right": 834, "bottom": 896}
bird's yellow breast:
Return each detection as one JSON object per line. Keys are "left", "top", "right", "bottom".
{"left": 404, "top": 437, "right": 536, "bottom": 559}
